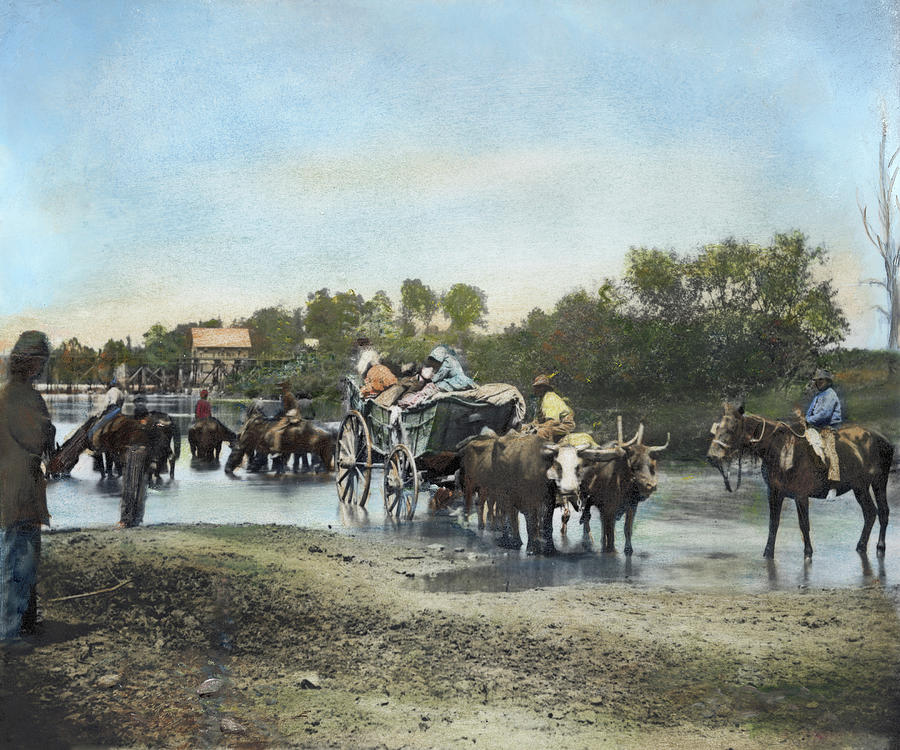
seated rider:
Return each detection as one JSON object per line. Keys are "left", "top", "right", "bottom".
{"left": 195, "top": 389, "right": 212, "bottom": 420}
{"left": 802, "top": 368, "right": 842, "bottom": 482}
{"left": 524, "top": 375, "right": 575, "bottom": 441}
{"left": 805, "top": 369, "right": 842, "bottom": 428}
{"left": 272, "top": 381, "right": 303, "bottom": 453}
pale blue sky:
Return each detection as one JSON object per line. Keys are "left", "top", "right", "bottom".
{"left": 1, "top": 0, "right": 898, "bottom": 350}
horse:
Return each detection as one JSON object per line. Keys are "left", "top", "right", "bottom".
{"left": 188, "top": 417, "right": 238, "bottom": 462}
{"left": 91, "top": 411, "right": 180, "bottom": 483}
{"left": 224, "top": 412, "right": 276, "bottom": 473}
{"left": 261, "top": 420, "right": 334, "bottom": 475}
{"left": 707, "top": 402, "right": 893, "bottom": 559}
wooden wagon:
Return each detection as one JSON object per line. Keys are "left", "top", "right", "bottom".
{"left": 336, "top": 377, "right": 523, "bottom": 520}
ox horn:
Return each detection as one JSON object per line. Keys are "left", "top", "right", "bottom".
{"left": 617, "top": 415, "right": 623, "bottom": 445}
{"left": 621, "top": 423, "right": 644, "bottom": 447}
{"left": 647, "top": 433, "right": 671, "bottom": 454}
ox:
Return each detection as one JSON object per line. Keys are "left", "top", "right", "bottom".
{"left": 468, "top": 432, "right": 620, "bottom": 555}
{"left": 707, "top": 402, "right": 893, "bottom": 559}
{"left": 188, "top": 417, "right": 238, "bottom": 462}
{"left": 579, "top": 423, "right": 669, "bottom": 554}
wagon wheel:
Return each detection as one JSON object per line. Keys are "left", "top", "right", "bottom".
{"left": 336, "top": 411, "right": 373, "bottom": 507}
{"left": 383, "top": 444, "right": 419, "bottom": 521}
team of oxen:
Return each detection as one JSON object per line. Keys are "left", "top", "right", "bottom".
{"left": 456, "top": 419, "right": 669, "bottom": 556}
{"left": 48, "top": 399, "right": 895, "bottom": 561}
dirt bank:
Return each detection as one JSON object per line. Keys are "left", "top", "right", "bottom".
{"left": 2, "top": 524, "right": 899, "bottom": 749}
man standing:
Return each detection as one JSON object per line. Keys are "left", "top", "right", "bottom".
{"left": 0, "top": 331, "right": 55, "bottom": 653}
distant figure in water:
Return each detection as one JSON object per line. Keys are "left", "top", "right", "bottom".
{"left": 195, "top": 389, "right": 212, "bottom": 420}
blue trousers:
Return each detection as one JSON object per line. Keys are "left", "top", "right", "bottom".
{"left": 0, "top": 523, "right": 40, "bottom": 641}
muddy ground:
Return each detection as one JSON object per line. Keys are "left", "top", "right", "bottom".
{"left": 1, "top": 524, "right": 899, "bottom": 749}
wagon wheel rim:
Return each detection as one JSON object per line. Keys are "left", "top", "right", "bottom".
{"left": 336, "top": 411, "right": 372, "bottom": 507}
{"left": 383, "top": 444, "right": 418, "bottom": 521}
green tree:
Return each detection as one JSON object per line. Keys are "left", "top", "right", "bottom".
{"left": 236, "top": 306, "right": 303, "bottom": 357}
{"left": 441, "top": 283, "right": 488, "bottom": 334}
{"left": 97, "top": 339, "right": 129, "bottom": 381}
{"left": 400, "top": 278, "right": 439, "bottom": 331}
{"left": 142, "top": 324, "right": 184, "bottom": 367}
{"left": 360, "top": 290, "right": 399, "bottom": 340}
{"left": 53, "top": 338, "right": 97, "bottom": 384}
{"left": 304, "top": 289, "right": 364, "bottom": 351}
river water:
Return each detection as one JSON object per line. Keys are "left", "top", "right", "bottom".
{"left": 43, "top": 393, "right": 900, "bottom": 595}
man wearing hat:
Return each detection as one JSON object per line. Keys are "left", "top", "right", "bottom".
{"left": 805, "top": 369, "right": 842, "bottom": 428}
{"left": 803, "top": 368, "right": 842, "bottom": 487}
{"left": 0, "top": 331, "right": 56, "bottom": 653}
{"left": 526, "top": 375, "right": 576, "bottom": 441}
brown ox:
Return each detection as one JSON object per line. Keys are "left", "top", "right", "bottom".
{"left": 188, "top": 418, "right": 238, "bottom": 461}
{"left": 458, "top": 434, "right": 501, "bottom": 530}
{"left": 481, "top": 432, "right": 620, "bottom": 555}
{"left": 707, "top": 402, "right": 893, "bottom": 559}
{"left": 579, "top": 423, "right": 669, "bottom": 554}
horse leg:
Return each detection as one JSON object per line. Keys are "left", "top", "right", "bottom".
{"left": 794, "top": 496, "right": 813, "bottom": 560}
{"left": 623, "top": 503, "right": 637, "bottom": 556}
{"left": 852, "top": 486, "right": 877, "bottom": 553}
{"left": 763, "top": 488, "right": 785, "bottom": 558}
{"left": 872, "top": 478, "right": 890, "bottom": 556}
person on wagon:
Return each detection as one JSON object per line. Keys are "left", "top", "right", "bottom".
{"left": 359, "top": 353, "right": 398, "bottom": 398}
{"left": 424, "top": 345, "right": 475, "bottom": 392}
{"left": 525, "top": 375, "right": 575, "bottom": 441}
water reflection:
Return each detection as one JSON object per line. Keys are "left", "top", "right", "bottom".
{"left": 41, "top": 394, "right": 900, "bottom": 595}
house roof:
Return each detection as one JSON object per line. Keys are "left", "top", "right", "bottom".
{"left": 190, "top": 328, "right": 251, "bottom": 349}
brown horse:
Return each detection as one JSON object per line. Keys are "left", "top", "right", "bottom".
{"left": 260, "top": 420, "right": 334, "bottom": 475}
{"left": 188, "top": 418, "right": 238, "bottom": 461}
{"left": 224, "top": 413, "right": 275, "bottom": 473}
{"left": 92, "top": 412, "right": 180, "bottom": 483}
{"left": 707, "top": 402, "right": 893, "bottom": 559}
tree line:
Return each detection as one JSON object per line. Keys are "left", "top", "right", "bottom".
{"left": 47, "top": 232, "right": 891, "bottom": 409}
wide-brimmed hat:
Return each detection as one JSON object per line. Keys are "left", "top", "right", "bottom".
{"left": 532, "top": 375, "right": 552, "bottom": 389}
{"left": 278, "top": 380, "right": 292, "bottom": 388}
{"left": 11, "top": 330, "right": 50, "bottom": 359}
{"left": 200, "top": 389, "right": 209, "bottom": 398}
{"left": 813, "top": 368, "right": 834, "bottom": 382}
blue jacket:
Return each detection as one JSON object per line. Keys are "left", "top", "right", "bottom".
{"left": 428, "top": 346, "right": 476, "bottom": 392}
{"left": 805, "top": 387, "right": 842, "bottom": 427}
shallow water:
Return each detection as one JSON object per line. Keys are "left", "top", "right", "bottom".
{"left": 44, "top": 393, "right": 900, "bottom": 594}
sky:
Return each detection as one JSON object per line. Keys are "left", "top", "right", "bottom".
{"left": 1, "top": 0, "right": 898, "bottom": 352}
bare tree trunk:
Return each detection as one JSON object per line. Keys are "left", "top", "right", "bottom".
{"left": 859, "top": 114, "right": 900, "bottom": 350}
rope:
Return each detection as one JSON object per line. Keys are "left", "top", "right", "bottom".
{"left": 47, "top": 578, "right": 132, "bottom": 603}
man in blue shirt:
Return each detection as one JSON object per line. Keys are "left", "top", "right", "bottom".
{"left": 805, "top": 369, "right": 842, "bottom": 427}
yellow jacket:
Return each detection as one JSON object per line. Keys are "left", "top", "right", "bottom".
{"left": 539, "top": 391, "right": 573, "bottom": 422}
